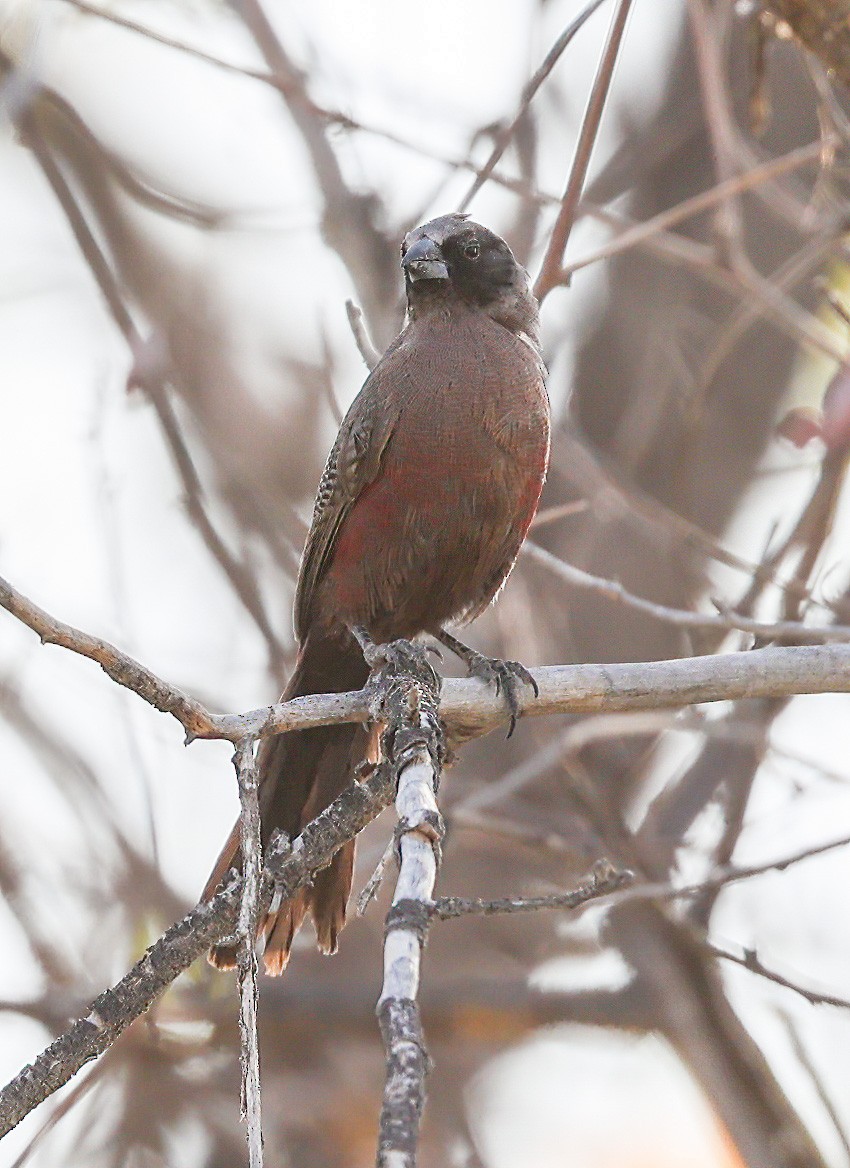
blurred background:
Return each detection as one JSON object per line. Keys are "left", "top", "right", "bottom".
{"left": 1, "top": 0, "right": 850, "bottom": 1164}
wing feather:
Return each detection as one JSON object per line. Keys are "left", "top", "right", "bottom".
{"left": 294, "top": 361, "right": 401, "bottom": 640}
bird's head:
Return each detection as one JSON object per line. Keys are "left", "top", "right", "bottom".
{"left": 401, "top": 214, "right": 539, "bottom": 345}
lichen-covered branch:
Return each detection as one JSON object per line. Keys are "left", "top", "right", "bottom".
{"left": 364, "top": 644, "right": 444, "bottom": 1168}
{"left": 0, "top": 762, "right": 397, "bottom": 1138}
{"left": 234, "top": 740, "right": 264, "bottom": 1168}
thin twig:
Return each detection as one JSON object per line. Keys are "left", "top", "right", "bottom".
{"left": 451, "top": 711, "right": 677, "bottom": 819}
{"left": 779, "top": 1010, "right": 850, "bottom": 1158}
{"left": 561, "top": 138, "right": 832, "bottom": 278}
{"left": 522, "top": 541, "right": 850, "bottom": 643}
{"left": 534, "top": 0, "right": 634, "bottom": 301}
{"left": 601, "top": 833, "right": 850, "bottom": 911}
{"left": 356, "top": 835, "right": 395, "bottom": 916}
{"left": 432, "top": 859, "right": 632, "bottom": 921}
{"left": 457, "top": 0, "right": 609, "bottom": 211}
{"left": 529, "top": 500, "right": 588, "bottom": 528}
{"left": 710, "top": 943, "right": 850, "bottom": 1010}
{"left": 345, "top": 299, "right": 381, "bottom": 371}
{"left": 61, "top": 0, "right": 347, "bottom": 120}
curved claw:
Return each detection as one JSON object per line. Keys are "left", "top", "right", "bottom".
{"left": 458, "top": 651, "right": 538, "bottom": 738}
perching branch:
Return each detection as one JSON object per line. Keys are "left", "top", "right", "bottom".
{"left": 7, "top": 574, "right": 850, "bottom": 750}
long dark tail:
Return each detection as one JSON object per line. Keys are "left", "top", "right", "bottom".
{"left": 204, "top": 629, "right": 369, "bottom": 974}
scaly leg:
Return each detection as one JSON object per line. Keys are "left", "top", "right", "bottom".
{"left": 435, "top": 629, "right": 538, "bottom": 737}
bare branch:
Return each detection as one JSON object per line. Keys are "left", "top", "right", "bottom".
{"left": 534, "top": 0, "right": 635, "bottom": 301}
{"left": 234, "top": 741, "right": 264, "bottom": 1168}
{"left": 7, "top": 573, "right": 850, "bottom": 748}
{"left": 522, "top": 541, "right": 850, "bottom": 643}
{"left": 376, "top": 745, "right": 441, "bottom": 1168}
{"left": 361, "top": 643, "right": 444, "bottom": 1168}
{"left": 562, "top": 138, "right": 833, "bottom": 279}
{"left": 0, "top": 878, "right": 242, "bottom": 1139}
{"left": 780, "top": 1010, "right": 850, "bottom": 1159}
{"left": 432, "top": 859, "right": 632, "bottom": 921}
{"left": 0, "top": 762, "right": 399, "bottom": 1137}
{"left": 710, "top": 942, "right": 850, "bottom": 1010}
{"left": 601, "top": 833, "right": 850, "bottom": 911}
{"left": 60, "top": 0, "right": 321, "bottom": 102}
{"left": 457, "top": 0, "right": 609, "bottom": 212}
{"left": 0, "top": 574, "right": 214, "bottom": 742}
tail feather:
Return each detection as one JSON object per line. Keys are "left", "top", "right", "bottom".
{"left": 203, "top": 629, "right": 369, "bottom": 974}
{"left": 310, "top": 840, "right": 356, "bottom": 955}
{"left": 261, "top": 888, "right": 310, "bottom": 975}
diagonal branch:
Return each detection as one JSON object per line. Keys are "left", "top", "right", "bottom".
{"left": 457, "top": 0, "right": 610, "bottom": 212}
{"left": 0, "top": 762, "right": 398, "bottom": 1138}
{"left": 522, "top": 541, "right": 850, "bottom": 643}
{"left": 534, "top": 0, "right": 634, "bottom": 301}
{"left": 709, "top": 942, "right": 850, "bottom": 1010}
{"left": 11, "top": 97, "right": 290, "bottom": 680}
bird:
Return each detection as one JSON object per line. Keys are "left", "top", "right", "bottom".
{"left": 203, "top": 213, "right": 550, "bottom": 974}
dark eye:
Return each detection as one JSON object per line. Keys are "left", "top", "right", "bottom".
{"left": 463, "top": 241, "right": 480, "bottom": 260}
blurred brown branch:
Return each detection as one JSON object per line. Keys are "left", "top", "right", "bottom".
{"left": 458, "top": 0, "right": 610, "bottom": 212}
{"left": 534, "top": 0, "right": 635, "bottom": 301}
{"left": 523, "top": 540, "right": 850, "bottom": 642}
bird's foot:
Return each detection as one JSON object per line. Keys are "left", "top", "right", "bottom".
{"left": 351, "top": 626, "right": 442, "bottom": 708}
{"left": 350, "top": 627, "right": 444, "bottom": 772}
{"left": 436, "top": 629, "right": 538, "bottom": 738}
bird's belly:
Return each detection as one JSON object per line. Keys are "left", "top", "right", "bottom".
{"left": 321, "top": 434, "right": 546, "bottom": 640}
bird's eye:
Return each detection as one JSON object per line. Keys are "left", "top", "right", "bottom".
{"left": 463, "top": 242, "right": 481, "bottom": 260}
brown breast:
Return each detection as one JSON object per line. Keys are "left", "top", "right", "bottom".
{"left": 317, "top": 303, "right": 550, "bottom": 641}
